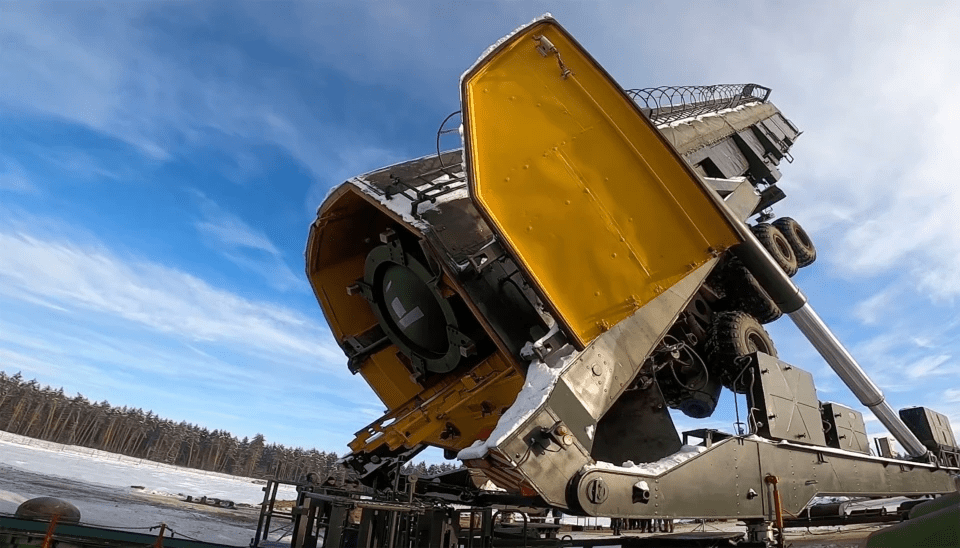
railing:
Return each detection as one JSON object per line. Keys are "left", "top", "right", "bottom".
{"left": 382, "top": 164, "right": 467, "bottom": 219}
{"left": 626, "top": 84, "right": 772, "bottom": 125}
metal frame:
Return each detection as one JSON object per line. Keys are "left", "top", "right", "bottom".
{"left": 253, "top": 478, "right": 299, "bottom": 546}
{"left": 573, "top": 434, "right": 957, "bottom": 519}
{"left": 626, "top": 84, "right": 772, "bottom": 125}
{"left": 380, "top": 161, "right": 467, "bottom": 219}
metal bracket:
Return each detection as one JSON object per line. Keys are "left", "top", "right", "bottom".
{"left": 466, "top": 241, "right": 503, "bottom": 273}
{"left": 532, "top": 34, "right": 572, "bottom": 79}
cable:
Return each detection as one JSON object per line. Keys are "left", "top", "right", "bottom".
{"left": 80, "top": 522, "right": 160, "bottom": 530}
{"left": 435, "top": 111, "right": 461, "bottom": 168}
{"left": 729, "top": 355, "right": 757, "bottom": 435}
{"left": 656, "top": 336, "right": 711, "bottom": 393}
{"left": 790, "top": 523, "right": 886, "bottom": 536}
{"left": 164, "top": 527, "right": 204, "bottom": 543}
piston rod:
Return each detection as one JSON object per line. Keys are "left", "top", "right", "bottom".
{"left": 729, "top": 219, "right": 929, "bottom": 458}
{"left": 789, "top": 304, "right": 927, "bottom": 457}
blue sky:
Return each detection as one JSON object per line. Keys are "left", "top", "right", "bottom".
{"left": 1, "top": 2, "right": 958, "bottom": 457}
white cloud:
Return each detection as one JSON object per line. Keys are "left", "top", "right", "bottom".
{"left": 853, "top": 285, "right": 901, "bottom": 326}
{"left": 0, "top": 3, "right": 408, "bottom": 188}
{"left": 0, "top": 220, "right": 381, "bottom": 448}
{"left": 0, "top": 157, "right": 39, "bottom": 195}
{"left": 905, "top": 354, "right": 954, "bottom": 380}
{"left": 0, "top": 228, "right": 337, "bottom": 362}
{"left": 2, "top": 0, "right": 959, "bottom": 452}
{"left": 189, "top": 190, "right": 303, "bottom": 291}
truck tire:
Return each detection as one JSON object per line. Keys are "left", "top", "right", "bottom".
{"left": 707, "top": 311, "right": 778, "bottom": 393}
{"left": 773, "top": 217, "right": 816, "bottom": 268}
{"left": 719, "top": 257, "right": 782, "bottom": 324}
{"left": 751, "top": 223, "right": 798, "bottom": 277}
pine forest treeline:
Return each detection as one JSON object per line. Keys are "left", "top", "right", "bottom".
{"left": 0, "top": 371, "right": 457, "bottom": 482}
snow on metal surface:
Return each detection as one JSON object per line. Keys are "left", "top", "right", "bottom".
{"left": 460, "top": 13, "right": 554, "bottom": 87}
{"left": 656, "top": 101, "right": 762, "bottom": 129}
{"left": 458, "top": 345, "right": 577, "bottom": 460}
{"left": 350, "top": 170, "right": 469, "bottom": 230}
{"left": 588, "top": 444, "right": 706, "bottom": 476}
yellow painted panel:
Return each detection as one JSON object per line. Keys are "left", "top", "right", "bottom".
{"left": 350, "top": 351, "right": 524, "bottom": 454}
{"left": 462, "top": 19, "right": 741, "bottom": 346}
{"left": 359, "top": 346, "right": 423, "bottom": 410}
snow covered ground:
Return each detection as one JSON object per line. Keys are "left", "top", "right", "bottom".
{"left": 0, "top": 431, "right": 297, "bottom": 545}
{"left": 0, "top": 431, "right": 900, "bottom": 547}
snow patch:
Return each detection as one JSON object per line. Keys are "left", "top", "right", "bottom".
{"left": 461, "top": 13, "right": 554, "bottom": 86}
{"left": 0, "top": 431, "right": 296, "bottom": 505}
{"left": 479, "top": 480, "right": 506, "bottom": 492}
{"left": 353, "top": 174, "right": 469, "bottom": 230}
{"left": 0, "top": 489, "right": 28, "bottom": 505}
{"left": 590, "top": 444, "right": 706, "bottom": 476}
{"left": 585, "top": 424, "right": 595, "bottom": 441}
{"left": 657, "top": 101, "right": 763, "bottom": 129}
{"left": 458, "top": 345, "right": 577, "bottom": 461}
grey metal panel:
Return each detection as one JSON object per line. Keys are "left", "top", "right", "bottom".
{"left": 575, "top": 437, "right": 766, "bottom": 519}
{"left": 657, "top": 102, "right": 781, "bottom": 157}
{"left": 822, "top": 402, "right": 870, "bottom": 454}
{"left": 702, "top": 177, "right": 744, "bottom": 195}
{"left": 468, "top": 261, "right": 719, "bottom": 508}
{"left": 721, "top": 179, "right": 762, "bottom": 221}
{"left": 733, "top": 129, "right": 781, "bottom": 183}
{"left": 591, "top": 384, "right": 682, "bottom": 466}
{"left": 756, "top": 442, "right": 957, "bottom": 504}
{"left": 419, "top": 198, "right": 494, "bottom": 263}
{"left": 550, "top": 378, "right": 598, "bottom": 451}
{"left": 766, "top": 113, "right": 801, "bottom": 144}
{"left": 573, "top": 436, "right": 958, "bottom": 519}
{"left": 749, "top": 353, "right": 827, "bottom": 447}
{"left": 488, "top": 405, "right": 593, "bottom": 507}
{"left": 685, "top": 139, "right": 751, "bottom": 179}
{"left": 900, "top": 407, "right": 959, "bottom": 450}
{"left": 558, "top": 260, "right": 719, "bottom": 419}
{"left": 759, "top": 117, "right": 790, "bottom": 143}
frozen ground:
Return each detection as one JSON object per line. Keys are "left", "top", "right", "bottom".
{"left": 0, "top": 432, "right": 894, "bottom": 547}
{"left": 0, "top": 431, "right": 296, "bottom": 545}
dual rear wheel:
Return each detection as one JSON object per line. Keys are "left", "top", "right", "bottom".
{"left": 720, "top": 217, "right": 817, "bottom": 325}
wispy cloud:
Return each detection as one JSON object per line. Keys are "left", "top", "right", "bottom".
{"left": 0, "top": 157, "right": 39, "bottom": 195}
{"left": 0, "top": 225, "right": 336, "bottom": 361}
{"left": 0, "top": 217, "right": 378, "bottom": 447}
{"left": 189, "top": 190, "right": 302, "bottom": 291}
{"left": 0, "top": 3, "right": 408, "bottom": 188}
{"left": 2, "top": 1, "right": 958, "bottom": 452}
